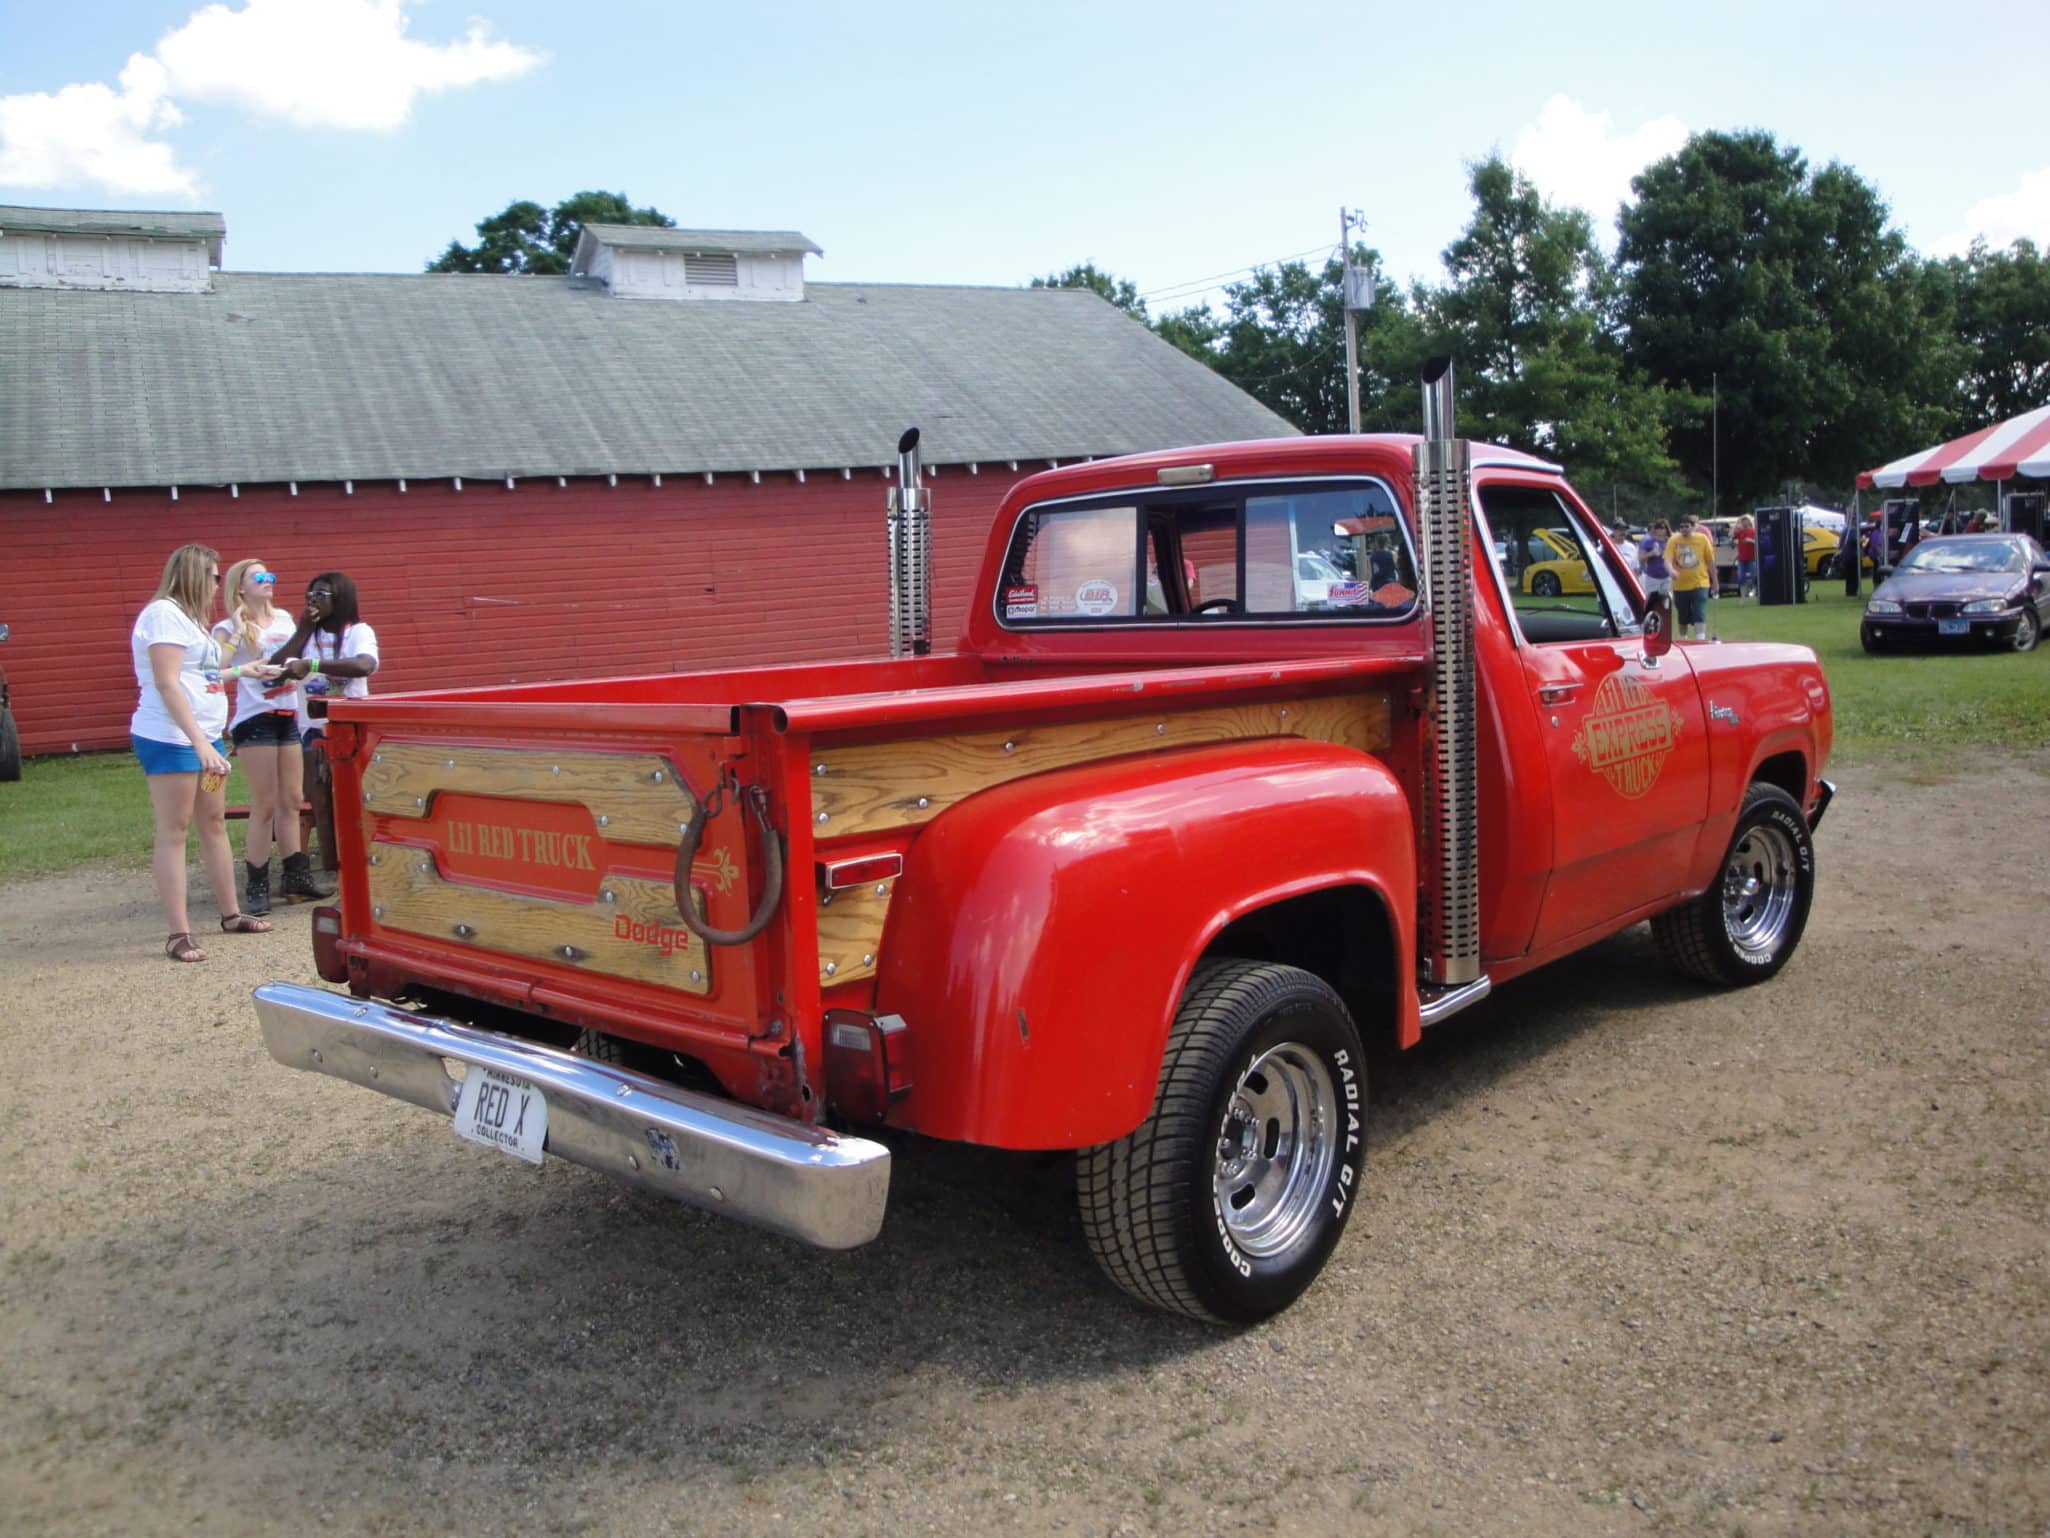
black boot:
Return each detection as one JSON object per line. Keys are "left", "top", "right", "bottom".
{"left": 244, "top": 860, "right": 272, "bottom": 916}
{"left": 280, "top": 850, "right": 333, "bottom": 903}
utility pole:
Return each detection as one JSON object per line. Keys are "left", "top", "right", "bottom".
{"left": 1711, "top": 371, "right": 1719, "bottom": 521}
{"left": 1340, "top": 207, "right": 1372, "bottom": 434}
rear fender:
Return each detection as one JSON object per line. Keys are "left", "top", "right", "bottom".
{"left": 873, "top": 738, "right": 1416, "bottom": 1149}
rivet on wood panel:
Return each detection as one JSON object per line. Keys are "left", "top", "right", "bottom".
{"left": 551, "top": 764, "right": 561, "bottom": 775}
{"left": 368, "top": 852, "right": 381, "bottom": 865}
{"left": 690, "top": 970, "right": 703, "bottom": 983}
{"left": 413, "top": 796, "right": 424, "bottom": 808}
{"left": 816, "top": 811, "right": 829, "bottom": 824}
{"left": 917, "top": 797, "right": 930, "bottom": 809}
{"left": 650, "top": 770, "right": 665, "bottom": 783}
{"left": 455, "top": 924, "right": 475, "bottom": 939}
{"left": 597, "top": 814, "right": 610, "bottom": 827}
{"left": 601, "top": 889, "right": 616, "bottom": 903}
{"left": 373, "top": 752, "right": 383, "bottom": 763}
{"left": 863, "top": 954, "right": 875, "bottom": 967}
{"left": 824, "top": 962, "right": 837, "bottom": 977}
{"left": 874, "top": 884, "right": 888, "bottom": 896}
{"left": 819, "top": 891, "right": 833, "bottom": 907}
{"left": 813, "top": 763, "right": 827, "bottom": 775}
{"left": 1003, "top": 740, "right": 1015, "bottom": 753}
{"left": 446, "top": 758, "right": 456, "bottom": 768}
{"left": 1156, "top": 723, "right": 1166, "bottom": 734}
{"left": 372, "top": 905, "right": 384, "bottom": 919}
{"left": 558, "top": 945, "right": 583, "bottom": 961}
{"left": 362, "top": 791, "right": 373, "bottom": 803}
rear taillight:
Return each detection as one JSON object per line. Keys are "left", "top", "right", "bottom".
{"left": 311, "top": 904, "right": 346, "bottom": 983}
{"left": 824, "top": 1009, "right": 913, "bottom": 1124}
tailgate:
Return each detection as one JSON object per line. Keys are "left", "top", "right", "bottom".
{"left": 328, "top": 718, "right": 794, "bottom": 1095}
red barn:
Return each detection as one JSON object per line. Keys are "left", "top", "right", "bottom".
{"left": 0, "top": 207, "right": 1293, "bottom": 756}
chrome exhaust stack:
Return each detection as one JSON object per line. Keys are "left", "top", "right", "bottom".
{"left": 887, "top": 428, "right": 933, "bottom": 658}
{"left": 1414, "top": 358, "right": 1482, "bottom": 989}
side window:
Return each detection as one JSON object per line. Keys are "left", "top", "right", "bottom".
{"left": 1478, "top": 485, "right": 1638, "bottom": 645}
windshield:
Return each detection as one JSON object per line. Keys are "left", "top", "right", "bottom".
{"left": 1898, "top": 539, "right": 2025, "bottom": 575}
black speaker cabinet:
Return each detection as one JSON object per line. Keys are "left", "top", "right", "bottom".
{"left": 1755, "top": 505, "right": 1802, "bottom": 605}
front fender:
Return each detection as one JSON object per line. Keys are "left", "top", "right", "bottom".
{"left": 873, "top": 738, "right": 1416, "bottom": 1149}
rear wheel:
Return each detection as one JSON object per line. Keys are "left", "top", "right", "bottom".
{"left": 1078, "top": 961, "right": 1366, "bottom": 1324}
{"left": 1652, "top": 783, "right": 1814, "bottom": 986}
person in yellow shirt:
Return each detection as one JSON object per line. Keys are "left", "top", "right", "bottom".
{"left": 1666, "top": 514, "right": 1719, "bottom": 640}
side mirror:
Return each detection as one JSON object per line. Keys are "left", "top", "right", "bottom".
{"left": 1642, "top": 591, "right": 1673, "bottom": 659}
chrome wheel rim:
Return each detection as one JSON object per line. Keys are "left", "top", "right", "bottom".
{"left": 1721, "top": 822, "right": 1799, "bottom": 961}
{"left": 1213, "top": 1042, "right": 1338, "bottom": 1259}
{"left": 2013, "top": 614, "right": 2037, "bottom": 653}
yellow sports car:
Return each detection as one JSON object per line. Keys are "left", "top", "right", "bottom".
{"left": 1520, "top": 528, "right": 1595, "bottom": 596}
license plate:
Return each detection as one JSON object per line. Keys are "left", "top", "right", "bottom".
{"left": 453, "top": 1065, "right": 548, "bottom": 1165}
{"left": 1937, "top": 618, "right": 1968, "bottom": 636}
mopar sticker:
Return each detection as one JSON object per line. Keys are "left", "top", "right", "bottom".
{"left": 1005, "top": 584, "right": 1039, "bottom": 619}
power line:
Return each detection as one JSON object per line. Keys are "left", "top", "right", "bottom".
{"left": 1136, "top": 243, "right": 1333, "bottom": 304}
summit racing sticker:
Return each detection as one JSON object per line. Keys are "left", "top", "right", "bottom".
{"left": 1571, "top": 672, "right": 1685, "bottom": 799}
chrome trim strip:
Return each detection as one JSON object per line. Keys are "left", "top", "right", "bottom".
{"left": 252, "top": 982, "right": 890, "bottom": 1250}
{"left": 1417, "top": 975, "right": 1492, "bottom": 1027}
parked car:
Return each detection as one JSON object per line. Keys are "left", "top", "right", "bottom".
{"left": 0, "top": 622, "right": 18, "bottom": 782}
{"left": 1861, "top": 534, "right": 2050, "bottom": 654}
{"left": 1520, "top": 527, "right": 1593, "bottom": 595}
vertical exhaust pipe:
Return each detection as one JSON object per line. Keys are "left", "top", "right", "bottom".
{"left": 1414, "top": 359, "right": 1481, "bottom": 988}
{"left": 888, "top": 428, "right": 931, "bottom": 657}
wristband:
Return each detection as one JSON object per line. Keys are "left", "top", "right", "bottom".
{"left": 307, "top": 659, "right": 321, "bottom": 675}
{"left": 224, "top": 664, "right": 241, "bottom": 680}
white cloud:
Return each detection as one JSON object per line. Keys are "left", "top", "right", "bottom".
{"left": 1511, "top": 95, "right": 1688, "bottom": 225}
{"left": 155, "top": 0, "right": 545, "bottom": 134}
{"left": 0, "top": 0, "right": 544, "bottom": 199}
{"left": 0, "top": 55, "right": 194, "bottom": 196}
{"left": 1936, "top": 166, "right": 2050, "bottom": 255}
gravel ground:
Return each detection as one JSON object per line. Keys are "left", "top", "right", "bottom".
{"left": 2, "top": 755, "right": 2046, "bottom": 1538}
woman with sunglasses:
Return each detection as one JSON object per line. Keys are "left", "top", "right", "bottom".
{"left": 213, "top": 558, "right": 330, "bottom": 914}
{"left": 274, "top": 572, "right": 380, "bottom": 873}
{"left": 131, "top": 544, "right": 281, "bottom": 962}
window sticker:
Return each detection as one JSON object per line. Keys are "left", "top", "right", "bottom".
{"left": 1075, "top": 580, "right": 1120, "bottom": 616}
{"left": 1005, "top": 585, "right": 1039, "bottom": 620}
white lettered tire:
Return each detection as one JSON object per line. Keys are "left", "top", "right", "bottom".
{"left": 1652, "top": 782, "right": 1815, "bottom": 985}
{"left": 1078, "top": 961, "right": 1366, "bottom": 1324}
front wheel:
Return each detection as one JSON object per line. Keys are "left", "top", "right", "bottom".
{"left": 1531, "top": 571, "right": 1562, "bottom": 597}
{"left": 2009, "top": 610, "right": 2039, "bottom": 654}
{"left": 1652, "top": 782, "right": 1815, "bottom": 985}
{"left": 1078, "top": 961, "right": 1366, "bottom": 1324}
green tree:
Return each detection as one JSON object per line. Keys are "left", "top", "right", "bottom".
{"left": 1617, "top": 131, "right": 1957, "bottom": 503}
{"left": 1160, "top": 249, "right": 1425, "bottom": 434}
{"left": 1419, "top": 157, "right": 1679, "bottom": 491}
{"left": 428, "top": 190, "right": 675, "bottom": 275}
{"left": 1948, "top": 238, "right": 2050, "bottom": 424}
{"left": 1032, "top": 263, "right": 1149, "bottom": 319}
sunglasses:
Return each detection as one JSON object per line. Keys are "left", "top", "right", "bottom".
{"left": 249, "top": 572, "right": 277, "bottom": 585}
{"left": 306, "top": 587, "right": 334, "bottom": 599}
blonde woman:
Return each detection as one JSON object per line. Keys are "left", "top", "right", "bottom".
{"left": 131, "top": 544, "right": 280, "bottom": 962}
{"left": 213, "top": 558, "right": 330, "bottom": 915}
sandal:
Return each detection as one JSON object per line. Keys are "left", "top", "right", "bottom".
{"left": 165, "top": 932, "right": 208, "bottom": 963}
{"left": 218, "top": 913, "right": 274, "bottom": 935}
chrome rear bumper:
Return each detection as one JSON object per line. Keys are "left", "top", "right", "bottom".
{"left": 253, "top": 982, "right": 890, "bottom": 1249}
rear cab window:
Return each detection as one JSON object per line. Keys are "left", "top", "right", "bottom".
{"left": 997, "top": 480, "right": 1418, "bottom": 627}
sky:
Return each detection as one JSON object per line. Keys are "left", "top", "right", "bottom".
{"left": 2, "top": 0, "right": 2046, "bottom": 316}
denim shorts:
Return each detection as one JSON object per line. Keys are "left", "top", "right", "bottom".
{"left": 1674, "top": 587, "right": 1709, "bottom": 625}
{"left": 132, "top": 734, "right": 230, "bottom": 775}
{"left": 231, "top": 711, "right": 300, "bottom": 748}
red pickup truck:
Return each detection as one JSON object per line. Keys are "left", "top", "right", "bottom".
{"left": 255, "top": 366, "right": 1833, "bottom": 1323}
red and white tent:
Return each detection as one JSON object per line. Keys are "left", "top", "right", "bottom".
{"left": 1857, "top": 403, "right": 2050, "bottom": 488}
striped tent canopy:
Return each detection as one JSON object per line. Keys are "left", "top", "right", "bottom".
{"left": 1857, "top": 404, "right": 2050, "bottom": 488}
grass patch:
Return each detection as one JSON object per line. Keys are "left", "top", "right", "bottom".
{"left": 0, "top": 750, "right": 253, "bottom": 880}
{"left": 1703, "top": 586, "right": 2050, "bottom": 763}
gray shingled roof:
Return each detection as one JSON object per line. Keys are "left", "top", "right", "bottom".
{"left": 0, "top": 205, "right": 225, "bottom": 242}
{"left": 0, "top": 273, "right": 1295, "bottom": 490}
{"left": 579, "top": 224, "right": 823, "bottom": 256}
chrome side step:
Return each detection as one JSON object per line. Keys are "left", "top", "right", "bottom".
{"left": 1418, "top": 975, "right": 1492, "bottom": 1027}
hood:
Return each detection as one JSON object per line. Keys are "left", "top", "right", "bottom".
{"left": 1874, "top": 570, "right": 2023, "bottom": 605}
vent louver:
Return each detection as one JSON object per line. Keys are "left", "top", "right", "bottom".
{"left": 683, "top": 253, "right": 739, "bottom": 287}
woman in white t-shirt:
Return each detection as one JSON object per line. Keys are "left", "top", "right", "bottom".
{"left": 213, "top": 557, "right": 331, "bottom": 916}
{"left": 274, "top": 571, "right": 380, "bottom": 874}
{"left": 131, "top": 544, "right": 281, "bottom": 962}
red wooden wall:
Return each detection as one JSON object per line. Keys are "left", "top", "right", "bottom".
{"left": 0, "top": 470, "right": 1026, "bottom": 756}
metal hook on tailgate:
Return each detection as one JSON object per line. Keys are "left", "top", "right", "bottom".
{"left": 675, "top": 766, "right": 785, "bottom": 947}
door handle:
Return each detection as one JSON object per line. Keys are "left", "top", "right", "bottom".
{"left": 1537, "top": 684, "right": 1578, "bottom": 705}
